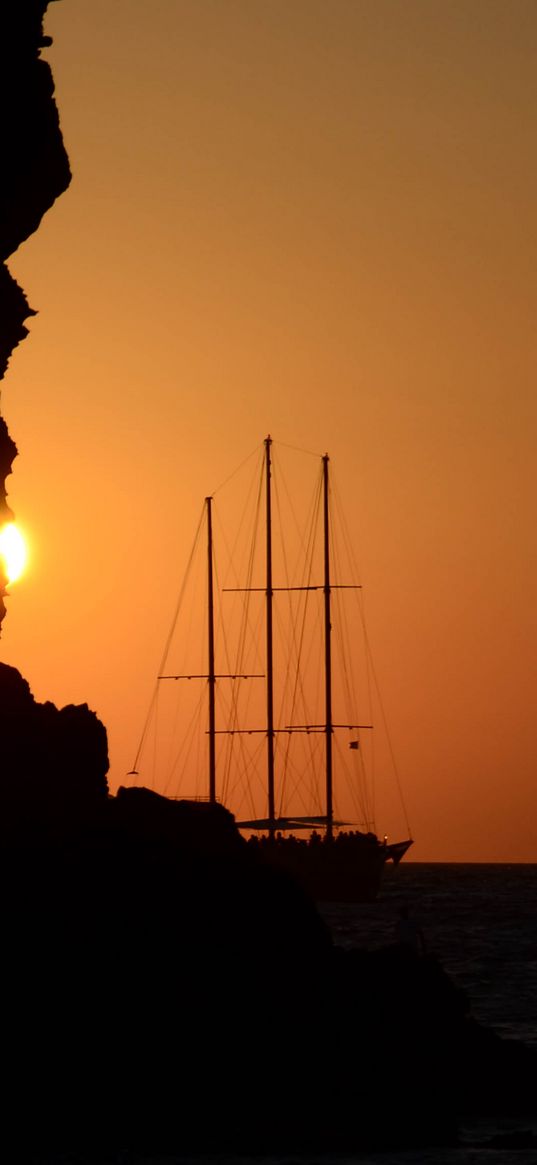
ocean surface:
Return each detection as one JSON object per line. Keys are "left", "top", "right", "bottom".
{"left": 38, "top": 864, "right": 537, "bottom": 1165}
{"left": 317, "top": 862, "right": 537, "bottom": 1165}
{"left": 320, "top": 862, "right": 537, "bottom": 1052}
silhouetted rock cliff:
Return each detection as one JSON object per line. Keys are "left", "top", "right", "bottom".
{"left": 1, "top": 666, "right": 534, "bottom": 1155}
{"left": 0, "top": 0, "right": 71, "bottom": 629}
{"left": 0, "top": 0, "right": 70, "bottom": 377}
{"left": 0, "top": 662, "right": 109, "bottom": 837}
{"left": 0, "top": 417, "right": 18, "bottom": 624}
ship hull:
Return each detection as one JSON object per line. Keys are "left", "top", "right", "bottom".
{"left": 255, "top": 834, "right": 412, "bottom": 903}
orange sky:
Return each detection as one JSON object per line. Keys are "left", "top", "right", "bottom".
{"left": 2, "top": 0, "right": 536, "bottom": 860}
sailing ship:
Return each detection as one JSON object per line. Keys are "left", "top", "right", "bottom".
{"left": 130, "top": 437, "right": 413, "bottom": 901}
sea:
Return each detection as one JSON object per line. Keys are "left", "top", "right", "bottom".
{"left": 37, "top": 864, "right": 537, "bottom": 1165}
{"left": 317, "top": 862, "right": 537, "bottom": 1165}
{"left": 320, "top": 862, "right": 537, "bottom": 1053}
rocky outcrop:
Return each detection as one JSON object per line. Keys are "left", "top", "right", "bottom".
{"left": 0, "top": 0, "right": 71, "bottom": 629}
{"left": 0, "top": 417, "right": 18, "bottom": 623}
{"left": 0, "top": 659, "right": 534, "bottom": 1156}
{"left": 0, "top": 662, "right": 109, "bottom": 836}
{"left": 0, "top": 0, "right": 71, "bottom": 372}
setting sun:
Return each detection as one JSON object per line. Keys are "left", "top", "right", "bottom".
{"left": 0, "top": 523, "right": 27, "bottom": 585}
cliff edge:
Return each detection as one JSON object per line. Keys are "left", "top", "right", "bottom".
{"left": 0, "top": 0, "right": 71, "bottom": 628}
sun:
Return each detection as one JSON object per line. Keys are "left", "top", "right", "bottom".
{"left": 0, "top": 522, "right": 28, "bottom": 584}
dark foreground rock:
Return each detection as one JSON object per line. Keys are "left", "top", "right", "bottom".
{"left": 1, "top": 663, "right": 535, "bottom": 1155}
{"left": 0, "top": 0, "right": 71, "bottom": 379}
{"left": 0, "top": 0, "right": 72, "bottom": 631}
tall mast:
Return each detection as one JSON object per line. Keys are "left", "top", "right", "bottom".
{"left": 322, "top": 454, "right": 333, "bottom": 840}
{"left": 206, "top": 495, "right": 216, "bottom": 803}
{"left": 265, "top": 435, "right": 276, "bottom": 838}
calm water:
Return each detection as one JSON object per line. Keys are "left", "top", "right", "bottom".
{"left": 319, "top": 862, "right": 537, "bottom": 1051}
{"left": 316, "top": 863, "right": 537, "bottom": 1164}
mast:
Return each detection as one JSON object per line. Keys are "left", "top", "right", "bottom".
{"left": 206, "top": 495, "right": 216, "bottom": 803}
{"left": 265, "top": 436, "right": 276, "bottom": 839}
{"left": 322, "top": 454, "right": 333, "bottom": 840}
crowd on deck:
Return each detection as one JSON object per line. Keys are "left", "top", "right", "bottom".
{"left": 247, "top": 827, "right": 381, "bottom": 850}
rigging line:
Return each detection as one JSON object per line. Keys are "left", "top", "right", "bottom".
{"left": 129, "top": 502, "right": 206, "bottom": 777}
{"left": 163, "top": 682, "right": 206, "bottom": 798}
{"left": 359, "top": 609, "right": 413, "bottom": 839}
{"left": 265, "top": 443, "right": 313, "bottom": 821}
{"left": 271, "top": 440, "right": 321, "bottom": 805}
{"left": 282, "top": 733, "right": 324, "bottom": 818}
{"left": 273, "top": 454, "right": 326, "bottom": 808}
{"left": 358, "top": 744, "right": 374, "bottom": 827}
{"left": 271, "top": 458, "right": 297, "bottom": 806}
{"left": 332, "top": 490, "right": 376, "bottom": 820}
{"left": 232, "top": 455, "right": 264, "bottom": 674}
{"left": 214, "top": 444, "right": 264, "bottom": 592}
{"left": 210, "top": 441, "right": 262, "bottom": 498}
{"left": 221, "top": 456, "right": 265, "bottom": 816}
{"left": 211, "top": 540, "right": 232, "bottom": 804}
{"left": 293, "top": 699, "right": 322, "bottom": 813}
{"left": 330, "top": 473, "right": 378, "bottom": 823}
{"left": 159, "top": 668, "right": 184, "bottom": 791}
{"left": 226, "top": 733, "right": 265, "bottom": 809}
{"left": 330, "top": 463, "right": 367, "bottom": 585}
{"left": 273, "top": 595, "right": 315, "bottom": 814}
{"left": 274, "top": 442, "right": 320, "bottom": 578}
{"left": 127, "top": 686, "right": 156, "bottom": 785}
{"left": 272, "top": 454, "right": 300, "bottom": 810}
{"left": 149, "top": 683, "right": 160, "bottom": 791}
{"left": 213, "top": 510, "right": 243, "bottom": 806}
{"left": 280, "top": 463, "right": 324, "bottom": 816}
{"left": 213, "top": 445, "right": 265, "bottom": 807}
{"left": 221, "top": 604, "right": 265, "bottom": 813}
{"left": 331, "top": 545, "right": 353, "bottom": 706}
{"left": 236, "top": 464, "right": 265, "bottom": 819}
{"left": 329, "top": 534, "right": 374, "bottom": 826}
{"left": 299, "top": 468, "right": 327, "bottom": 812}
{"left": 330, "top": 525, "right": 382, "bottom": 830}
{"left": 159, "top": 503, "right": 206, "bottom": 675}
{"left": 335, "top": 730, "right": 370, "bottom": 827}
{"left": 349, "top": 586, "right": 377, "bottom": 827}
{"left": 331, "top": 590, "right": 361, "bottom": 819}
{"left": 212, "top": 442, "right": 264, "bottom": 805}
{"left": 274, "top": 437, "right": 323, "bottom": 460}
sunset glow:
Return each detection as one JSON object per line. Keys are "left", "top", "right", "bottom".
{"left": 0, "top": 523, "right": 27, "bottom": 585}
{"left": 1, "top": 0, "right": 535, "bottom": 861}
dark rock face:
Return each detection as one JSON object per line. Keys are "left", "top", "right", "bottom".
{"left": 0, "top": 417, "right": 18, "bottom": 623}
{"left": 0, "top": 0, "right": 71, "bottom": 367}
{"left": 0, "top": 0, "right": 71, "bottom": 629}
{"left": 0, "top": 266, "right": 36, "bottom": 383}
{"left": 0, "top": 6, "right": 69, "bottom": 244}
{"left": 0, "top": 662, "right": 109, "bottom": 836}
{"left": 1, "top": 660, "right": 534, "bottom": 1155}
